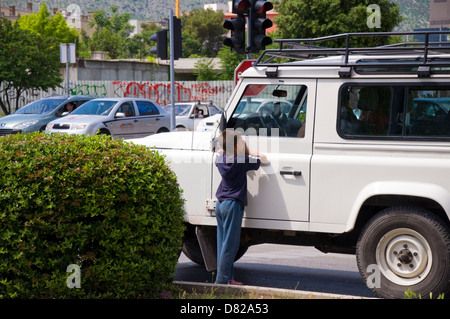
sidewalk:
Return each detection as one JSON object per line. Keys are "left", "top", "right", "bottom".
{"left": 174, "top": 281, "right": 375, "bottom": 299}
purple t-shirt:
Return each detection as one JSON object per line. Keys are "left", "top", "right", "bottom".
{"left": 215, "top": 153, "right": 261, "bottom": 206}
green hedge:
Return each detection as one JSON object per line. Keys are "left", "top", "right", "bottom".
{"left": 0, "top": 133, "right": 185, "bottom": 298}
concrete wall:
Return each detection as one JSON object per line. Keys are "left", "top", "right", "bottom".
{"left": 1, "top": 80, "right": 235, "bottom": 111}
{"left": 64, "top": 59, "right": 170, "bottom": 82}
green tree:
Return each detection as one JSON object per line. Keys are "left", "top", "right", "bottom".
{"left": 16, "top": 2, "right": 78, "bottom": 44}
{"left": 181, "top": 8, "right": 227, "bottom": 57}
{"left": 131, "top": 22, "right": 162, "bottom": 60}
{"left": 0, "top": 18, "right": 61, "bottom": 115}
{"left": 217, "top": 46, "right": 244, "bottom": 80}
{"left": 194, "top": 58, "right": 219, "bottom": 81}
{"left": 273, "top": 0, "right": 402, "bottom": 47}
{"left": 88, "top": 6, "right": 135, "bottom": 59}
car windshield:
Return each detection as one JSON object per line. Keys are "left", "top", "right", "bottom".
{"left": 15, "top": 98, "right": 66, "bottom": 114}
{"left": 71, "top": 100, "right": 117, "bottom": 116}
{"left": 164, "top": 104, "right": 191, "bottom": 116}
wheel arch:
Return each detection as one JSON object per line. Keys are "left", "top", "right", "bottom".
{"left": 345, "top": 182, "right": 450, "bottom": 234}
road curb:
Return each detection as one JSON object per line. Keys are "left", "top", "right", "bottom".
{"left": 174, "top": 281, "right": 373, "bottom": 299}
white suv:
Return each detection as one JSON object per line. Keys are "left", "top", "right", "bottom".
{"left": 132, "top": 32, "right": 450, "bottom": 299}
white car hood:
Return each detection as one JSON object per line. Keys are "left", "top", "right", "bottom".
{"left": 129, "top": 131, "right": 214, "bottom": 151}
{"left": 51, "top": 114, "right": 106, "bottom": 125}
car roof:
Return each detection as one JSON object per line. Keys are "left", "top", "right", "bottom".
{"left": 41, "top": 95, "right": 95, "bottom": 100}
{"left": 89, "top": 97, "right": 157, "bottom": 102}
{"left": 173, "top": 101, "right": 219, "bottom": 106}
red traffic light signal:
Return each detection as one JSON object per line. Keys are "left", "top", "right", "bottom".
{"left": 254, "top": 0, "right": 273, "bottom": 14}
{"left": 249, "top": 0, "right": 273, "bottom": 52}
{"left": 233, "top": 0, "right": 251, "bottom": 14}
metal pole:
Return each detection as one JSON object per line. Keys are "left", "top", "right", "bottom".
{"left": 66, "top": 44, "right": 70, "bottom": 96}
{"left": 246, "top": 3, "right": 253, "bottom": 60}
{"left": 175, "top": 0, "right": 180, "bottom": 18}
{"left": 169, "top": 9, "right": 176, "bottom": 131}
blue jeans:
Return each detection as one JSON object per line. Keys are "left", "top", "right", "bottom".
{"left": 215, "top": 199, "right": 244, "bottom": 284}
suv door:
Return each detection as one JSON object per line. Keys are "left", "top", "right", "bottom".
{"left": 212, "top": 79, "right": 316, "bottom": 224}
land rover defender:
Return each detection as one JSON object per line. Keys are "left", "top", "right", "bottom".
{"left": 132, "top": 32, "right": 450, "bottom": 299}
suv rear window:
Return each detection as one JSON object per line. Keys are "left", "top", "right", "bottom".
{"left": 338, "top": 84, "right": 450, "bottom": 139}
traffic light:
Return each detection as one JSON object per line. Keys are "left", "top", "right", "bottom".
{"left": 223, "top": 15, "right": 246, "bottom": 55}
{"left": 172, "top": 16, "right": 182, "bottom": 60}
{"left": 232, "top": 0, "right": 251, "bottom": 13}
{"left": 150, "top": 30, "right": 168, "bottom": 60}
{"left": 224, "top": 0, "right": 251, "bottom": 54}
{"left": 249, "top": 0, "right": 273, "bottom": 52}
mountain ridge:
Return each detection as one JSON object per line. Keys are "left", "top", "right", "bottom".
{"left": 3, "top": 0, "right": 430, "bottom": 30}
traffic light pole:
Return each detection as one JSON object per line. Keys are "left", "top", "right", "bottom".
{"left": 169, "top": 9, "right": 176, "bottom": 132}
{"left": 246, "top": 5, "right": 253, "bottom": 60}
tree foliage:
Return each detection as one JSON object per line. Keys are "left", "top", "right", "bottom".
{"left": 0, "top": 18, "right": 61, "bottom": 115}
{"left": 85, "top": 6, "right": 135, "bottom": 59}
{"left": 16, "top": 2, "right": 78, "bottom": 44}
{"left": 181, "top": 8, "right": 227, "bottom": 57}
{"left": 273, "top": 0, "right": 403, "bottom": 47}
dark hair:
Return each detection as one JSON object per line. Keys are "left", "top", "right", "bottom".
{"left": 219, "top": 129, "right": 248, "bottom": 156}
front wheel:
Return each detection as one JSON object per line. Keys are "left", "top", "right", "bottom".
{"left": 356, "top": 207, "right": 450, "bottom": 299}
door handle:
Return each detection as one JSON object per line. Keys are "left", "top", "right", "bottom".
{"left": 155, "top": 118, "right": 160, "bottom": 121}
{"left": 280, "top": 170, "right": 302, "bottom": 176}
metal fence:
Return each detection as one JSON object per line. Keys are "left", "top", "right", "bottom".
{"left": 1, "top": 80, "right": 235, "bottom": 113}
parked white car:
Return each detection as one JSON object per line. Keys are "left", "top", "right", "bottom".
{"left": 164, "top": 101, "right": 222, "bottom": 131}
{"left": 46, "top": 97, "right": 170, "bottom": 139}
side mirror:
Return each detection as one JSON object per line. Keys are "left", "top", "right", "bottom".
{"left": 115, "top": 112, "right": 126, "bottom": 118}
{"left": 218, "top": 112, "right": 226, "bottom": 132}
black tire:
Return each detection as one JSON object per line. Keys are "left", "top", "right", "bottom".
{"left": 182, "top": 227, "right": 248, "bottom": 267}
{"left": 157, "top": 127, "right": 170, "bottom": 133}
{"left": 356, "top": 206, "right": 450, "bottom": 299}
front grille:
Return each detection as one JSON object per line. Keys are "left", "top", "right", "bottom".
{"left": 0, "top": 129, "right": 21, "bottom": 136}
{"left": 52, "top": 124, "right": 70, "bottom": 129}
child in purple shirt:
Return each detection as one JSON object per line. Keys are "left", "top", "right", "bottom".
{"left": 214, "top": 129, "right": 266, "bottom": 285}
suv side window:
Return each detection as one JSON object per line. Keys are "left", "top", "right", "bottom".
{"left": 227, "top": 84, "right": 307, "bottom": 138}
{"left": 339, "top": 84, "right": 450, "bottom": 139}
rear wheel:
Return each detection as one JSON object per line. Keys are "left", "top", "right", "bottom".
{"left": 182, "top": 226, "right": 248, "bottom": 267}
{"left": 356, "top": 207, "right": 450, "bottom": 299}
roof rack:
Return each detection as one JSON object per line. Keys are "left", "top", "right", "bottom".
{"left": 255, "top": 31, "right": 450, "bottom": 77}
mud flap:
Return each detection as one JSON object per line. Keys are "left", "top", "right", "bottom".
{"left": 195, "top": 226, "right": 217, "bottom": 272}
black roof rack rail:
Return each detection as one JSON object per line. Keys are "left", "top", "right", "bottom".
{"left": 255, "top": 31, "right": 450, "bottom": 77}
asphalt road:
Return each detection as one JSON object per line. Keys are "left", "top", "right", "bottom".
{"left": 175, "top": 243, "right": 375, "bottom": 298}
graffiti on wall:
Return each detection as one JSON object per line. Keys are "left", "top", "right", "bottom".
{"left": 111, "top": 81, "right": 233, "bottom": 106}
{"left": 69, "top": 83, "right": 108, "bottom": 97}
{"left": 1, "top": 80, "right": 234, "bottom": 113}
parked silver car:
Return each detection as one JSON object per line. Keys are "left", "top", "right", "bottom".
{"left": 46, "top": 97, "right": 170, "bottom": 139}
{"left": 0, "top": 95, "right": 94, "bottom": 136}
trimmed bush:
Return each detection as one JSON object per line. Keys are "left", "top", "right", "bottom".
{"left": 0, "top": 133, "right": 185, "bottom": 298}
